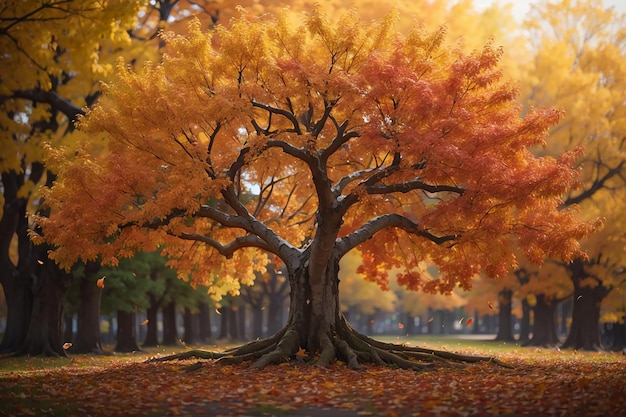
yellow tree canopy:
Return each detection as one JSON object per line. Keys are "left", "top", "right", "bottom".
{"left": 37, "top": 7, "right": 596, "bottom": 299}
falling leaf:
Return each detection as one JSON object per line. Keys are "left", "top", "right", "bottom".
{"left": 141, "top": 319, "right": 149, "bottom": 326}
{"left": 397, "top": 323, "right": 404, "bottom": 329}
{"left": 96, "top": 276, "right": 106, "bottom": 288}
{"left": 488, "top": 301, "right": 494, "bottom": 310}
{"left": 576, "top": 295, "right": 583, "bottom": 300}
{"left": 458, "top": 318, "right": 464, "bottom": 325}
{"left": 215, "top": 309, "right": 222, "bottom": 315}
{"left": 466, "top": 318, "right": 473, "bottom": 327}
{"left": 62, "top": 343, "right": 72, "bottom": 350}
{"left": 427, "top": 317, "right": 434, "bottom": 323}
{"left": 370, "top": 319, "right": 375, "bottom": 324}
{"left": 37, "top": 260, "right": 44, "bottom": 265}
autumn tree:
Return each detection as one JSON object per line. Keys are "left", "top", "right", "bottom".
{"left": 37, "top": 7, "right": 595, "bottom": 370}
{"left": 520, "top": 0, "right": 626, "bottom": 350}
{"left": 0, "top": 0, "right": 144, "bottom": 356}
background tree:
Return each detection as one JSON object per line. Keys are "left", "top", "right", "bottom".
{"left": 520, "top": 0, "right": 626, "bottom": 350}
{"left": 38, "top": 7, "right": 595, "bottom": 370}
{"left": 0, "top": 0, "right": 143, "bottom": 356}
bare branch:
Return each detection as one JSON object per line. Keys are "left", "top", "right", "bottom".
{"left": 8, "top": 89, "right": 85, "bottom": 120}
{"left": 336, "top": 213, "right": 458, "bottom": 258}
{"left": 177, "top": 233, "right": 272, "bottom": 258}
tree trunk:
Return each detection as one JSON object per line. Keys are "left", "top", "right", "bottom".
{"left": 114, "top": 310, "right": 141, "bottom": 352}
{"left": 63, "top": 313, "right": 74, "bottom": 343}
{"left": 71, "top": 274, "right": 103, "bottom": 354}
{"left": 494, "top": 289, "right": 515, "bottom": 342}
{"left": 18, "top": 253, "right": 72, "bottom": 357}
{"left": 228, "top": 306, "right": 240, "bottom": 340}
{"left": 561, "top": 259, "right": 611, "bottom": 351}
{"left": 162, "top": 301, "right": 178, "bottom": 345}
{"left": 525, "top": 294, "right": 559, "bottom": 347}
{"left": 143, "top": 296, "right": 160, "bottom": 347}
{"left": 267, "top": 293, "right": 285, "bottom": 336}
{"left": 0, "top": 271, "right": 32, "bottom": 353}
{"left": 152, "top": 253, "right": 510, "bottom": 371}
{"left": 182, "top": 307, "right": 197, "bottom": 346}
{"left": 250, "top": 304, "right": 264, "bottom": 339}
{"left": 518, "top": 297, "right": 531, "bottom": 343}
{"left": 197, "top": 302, "right": 212, "bottom": 342}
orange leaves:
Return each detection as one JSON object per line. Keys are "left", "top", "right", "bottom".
{"left": 2, "top": 348, "right": 625, "bottom": 417}
{"left": 96, "top": 276, "right": 106, "bottom": 288}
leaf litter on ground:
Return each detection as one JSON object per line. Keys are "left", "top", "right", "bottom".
{"left": 0, "top": 343, "right": 624, "bottom": 416}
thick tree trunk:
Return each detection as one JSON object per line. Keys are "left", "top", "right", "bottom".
{"left": 71, "top": 274, "right": 103, "bottom": 354}
{"left": 114, "top": 310, "right": 141, "bottom": 352}
{"left": 0, "top": 271, "right": 32, "bottom": 353}
{"left": 18, "top": 252, "right": 72, "bottom": 357}
{"left": 162, "top": 301, "right": 178, "bottom": 345}
{"left": 561, "top": 259, "right": 610, "bottom": 351}
{"left": 524, "top": 294, "right": 559, "bottom": 347}
{"left": 562, "top": 285, "right": 605, "bottom": 350}
{"left": 495, "top": 289, "right": 515, "bottom": 342}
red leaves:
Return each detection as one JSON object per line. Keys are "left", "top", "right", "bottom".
{"left": 1, "top": 348, "right": 625, "bottom": 416}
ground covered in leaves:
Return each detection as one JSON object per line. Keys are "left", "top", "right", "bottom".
{"left": 0, "top": 339, "right": 624, "bottom": 416}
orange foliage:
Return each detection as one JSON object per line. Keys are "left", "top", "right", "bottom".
{"left": 36, "top": 7, "right": 596, "bottom": 299}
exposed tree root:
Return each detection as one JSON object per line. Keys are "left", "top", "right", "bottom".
{"left": 148, "top": 318, "right": 512, "bottom": 371}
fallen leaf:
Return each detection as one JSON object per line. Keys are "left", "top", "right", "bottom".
{"left": 295, "top": 347, "right": 307, "bottom": 358}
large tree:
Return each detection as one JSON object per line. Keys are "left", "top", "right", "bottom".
{"left": 37, "top": 8, "right": 595, "bottom": 370}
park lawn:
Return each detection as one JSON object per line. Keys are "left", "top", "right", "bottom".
{"left": 0, "top": 337, "right": 624, "bottom": 417}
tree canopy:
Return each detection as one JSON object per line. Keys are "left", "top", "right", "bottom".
{"left": 39, "top": 8, "right": 594, "bottom": 294}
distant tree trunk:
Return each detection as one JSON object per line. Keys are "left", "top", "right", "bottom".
{"left": 559, "top": 297, "right": 572, "bottom": 337}
{"left": 71, "top": 274, "right": 104, "bottom": 354}
{"left": 238, "top": 304, "right": 247, "bottom": 340}
{"left": 114, "top": 310, "right": 141, "bottom": 352}
{"left": 63, "top": 313, "right": 74, "bottom": 343}
{"left": 472, "top": 310, "right": 481, "bottom": 335}
{"left": 162, "top": 301, "right": 178, "bottom": 345}
{"left": 228, "top": 306, "right": 240, "bottom": 340}
{"left": 495, "top": 289, "right": 515, "bottom": 342}
{"left": 250, "top": 304, "right": 264, "bottom": 339}
{"left": 182, "top": 307, "right": 197, "bottom": 345}
{"left": 218, "top": 306, "right": 229, "bottom": 339}
{"left": 525, "top": 295, "right": 559, "bottom": 347}
{"left": 404, "top": 313, "right": 415, "bottom": 335}
{"left": 197, "top": 302, "right": 212, "bottom": 342}
{"left": 562, "top": 260, "right": 609, "bottom": 351}
{"left": 518, "top": 298, "right": 531, "bottom": 343}
{"left": 607, "top": 322, "right": 626, "bottom": 352}
{"left": 143, "top": 297, "right": 160, "bottom": 347}
{"left": 267, "top": 294, "right": 285, "bottom": 336}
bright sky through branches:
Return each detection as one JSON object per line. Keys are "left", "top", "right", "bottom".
{"left": 472, "top": 0, "right": 625, "bottom": 20}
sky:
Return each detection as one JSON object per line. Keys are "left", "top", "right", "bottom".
{"left": 472, "top": 0, "right": 626, "bottom": 21}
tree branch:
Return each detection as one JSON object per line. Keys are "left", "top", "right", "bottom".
{"left": 365, "top": 179, "right": 465, "bottom": 195}
{"left": 336, "top": 213, "right": 458, "bottom": 257}
{"left": 9, "top": 89, "right": 85, "bottom": 120}
{"left": 563, "top": 160, "right": 624, "bottom": 206}
{"left": 177, "top": 233, "right": 272, "bottom": 258}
